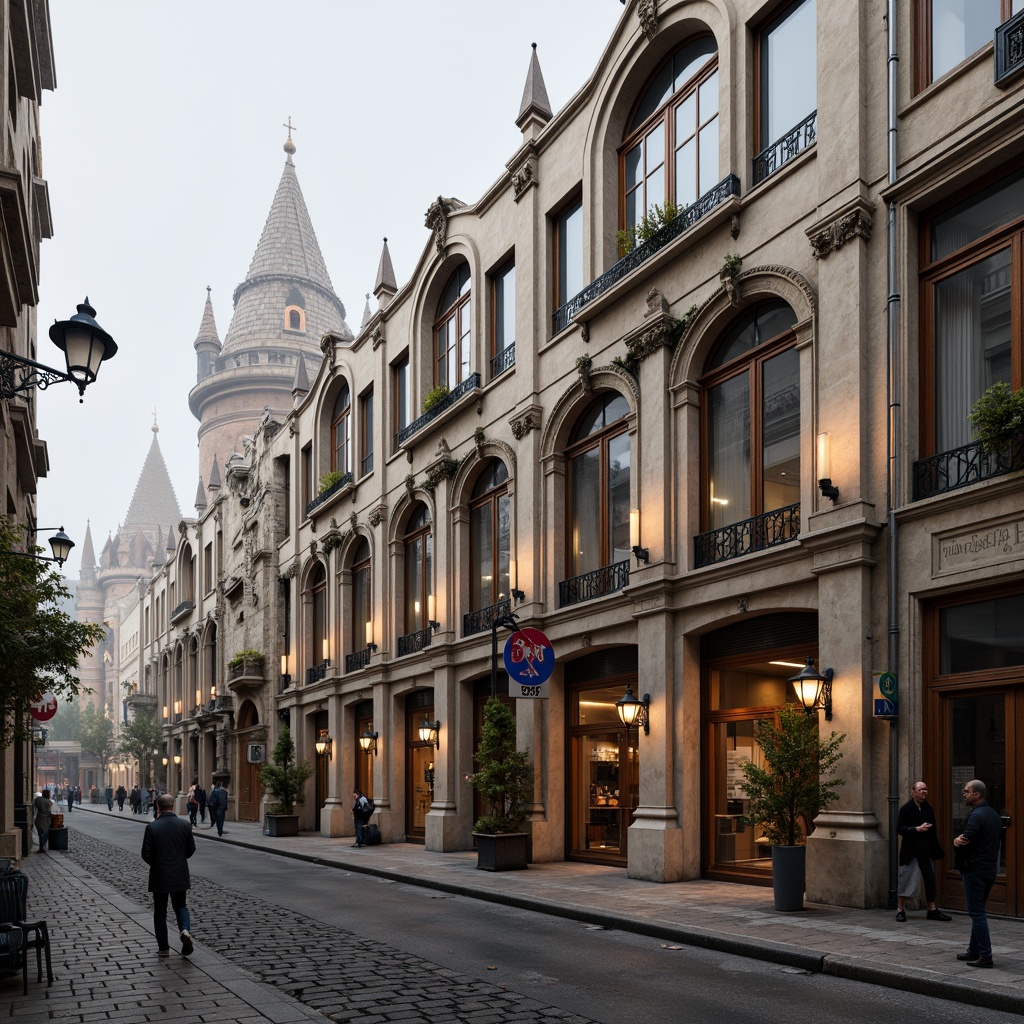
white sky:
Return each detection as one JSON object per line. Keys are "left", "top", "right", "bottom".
{"left": 36, "top": 1, "right": 624, "bottom": 580}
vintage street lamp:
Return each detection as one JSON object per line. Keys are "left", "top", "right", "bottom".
{"left": 788, "top": 656, "right": 834, "bottom": 720}
{"left": 616, "top": 683, "right": 650, "bottom": 736}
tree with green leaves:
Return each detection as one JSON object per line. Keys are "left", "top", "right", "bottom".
{"left": 79, "top": 701, "right": 116, "bottom": 772}
{"left": 117, "top": 706, "right": 164, "bottom": 787}
{"left": 0, "top": 517, "right": 106, "bottom": 746}
{"left": 469, "top": 697, "right": 533, "bottom": 835}
{"left": 258, "top": 727, "right": 312, "bottom": 814}
{"left": 45, "top": 698, "right": 82, "bottom": 742}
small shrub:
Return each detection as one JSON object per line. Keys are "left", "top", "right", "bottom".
{"left": 422, "top": 384, "right": 450, "bottom": 413}
{"left": 318, "top": 470, "right": 344, "bottom": 494}
{"left": 228, "top": 649, "right": 264, "bottom": 669}
{"left": 969, "top": 381, "right": 1024, "bottom": 456}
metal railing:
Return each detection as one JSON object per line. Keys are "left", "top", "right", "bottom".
{"left": 995, "top": 8, "right": 1024, "bottom": 87}
{"left": 170, "top": 599, "right": 195, "bottom": 623}
{"left": 228, "top": 658, "right": 264, "bottom": 681}
{"left": 490, "top": 344, "right": 515, "bottom": 379}
{"left": 752, "top": 110, "right": 817, "bottom": 185}
{"left": 463, "top": 597, "right": 513, "bottom": 638}
{"left": 305, "top": 472, "right": 353, "bottom": 518}
{"left": 694, "top": 502, "right": 800, "bottom": 568}
{"left": 552, "top": 174, "right": 741, "bottom": 335}
{"left": 912, "top": 440, "right": 1023, "bottom": 501}
{"left": 345, "top": 647, "right": 373, "bottom": 673}
{"left": 395, "top": 373, "right": 480, "bottom": 447}
{"left": 305, "top": 660, "right": 329, "bottom": 686}
{"left": 397, "top": 628, "right": 433, "bottom": 657}
{"left": 558, "top": 559, "right": 630, "bottom": 608}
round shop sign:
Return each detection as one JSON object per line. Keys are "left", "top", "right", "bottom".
{"left": 30, "top": 692, "right": 58, "bottom": 722}
{"left": 503, "top": 627, "right": 554, "bottom": 695}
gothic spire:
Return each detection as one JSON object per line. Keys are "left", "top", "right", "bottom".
{"left": 517, "top": 43, "right": 553, "bottom": 134}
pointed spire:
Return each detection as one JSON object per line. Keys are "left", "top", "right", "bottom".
{"left": 517, "top": 43, "right": 553, "bottom": 136}
{"left": 166, "top": 525, "right": 176, "bottom": 554}
{"left": 207, "top": 455, "right": 222, "bottom": 493}
{"left": 123, "top": 421, "right": 182, "bottom": 538}
{"left": 360, "top": 292, "right": 373, "bottom": 330}
{"left": 79, "top": 521, "right": 97, "bottom": 580}
{"left": 193, "top": 286, "right": 221, "bottom": 351}
{"left": 373, "top": 237, "right": 397, "bottom": 307}
{"left": 291, "top": 357, "right": 310, "bottom": 399}
{"left": 195, "top": 477, "right": 207, "bottom": 512}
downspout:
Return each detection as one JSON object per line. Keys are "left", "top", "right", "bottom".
{"left": 885, "top": 0, "right": 901, "bottom": 911}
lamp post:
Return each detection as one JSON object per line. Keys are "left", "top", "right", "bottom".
{"left": 787, "top": 657, "right": 834, "bottom": 720}
{"left": 2, "top": 526, "right": 75, "bottom": 567}
{"left": 0, "top": 298, "right": 117, "bottom": 401}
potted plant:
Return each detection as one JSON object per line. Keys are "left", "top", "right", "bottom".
{"left": 469, "top": 697, "right": 533, "bottom": 871}
{"left": 259, "top": 726, "right": 313, "bottom": 837}
{"left": 968, "top": 381, "right": 1024, "bottom": 466}
{"left": 740, "top": 703, "right": 845, "bottom": 911}
{"left": 228, "top": 650, "right": 264, "bottom": 678}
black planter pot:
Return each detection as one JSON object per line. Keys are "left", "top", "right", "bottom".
{"left": 264, "top": 813, "right": 299, "bottom": 837}
{"left": 771, "top": 844, "right": 806, "bottom": 911}
{"left": 473, "top": 832, "right": 529, "bottom": 871}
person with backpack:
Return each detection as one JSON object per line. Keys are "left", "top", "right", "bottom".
{"left": 351, "top": 790, "right": 373, "bottom": 847}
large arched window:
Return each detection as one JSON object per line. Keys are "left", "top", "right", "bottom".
{"left": 701, "top": 300, "right": 800, "bottom": 535}
{"left": 331, "top": 383, "right": 352, "bottom": 476}
{"left": 567, "top": 393, "right": 631, "bottom": 579}
{"left": 470, "top": 460, "right": 510, "bottom": 611}
{"left": 350, "top": 538, "right": 372, "bottom": 651}
{"left": 404, "top": 504, "right": 433, "bottom": 635}
{"left": 620, "top": 37, "right": 718, "bottom": 234}
{"left": 310, "top": 564, "right": 328, "bottom": 666}
{"left": 434, "top": 263, "right": 471, "bottom": 389}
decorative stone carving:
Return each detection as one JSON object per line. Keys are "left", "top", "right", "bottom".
{"left": 637, "top": 0, "right": 658, "bottom": 39}
{"left": 808, "top": 206, "right": 873, "bottom": 260}
{"left": 320, "top": 332, "right": 337, "bottom": 368}
{"left": 368, "top": 504, "right": 386, "bottom": 528}
{"left": 580, "top": 633, "right": 592, "bottom": 648}
{"left": 371, "top": 325, "right": 385, "bottom": 350}
{"left": 645, "top": 287, "right": 668, "bottom": 317}
{"left": 579, "top": 321, "right": 590, "bottom": 343}
{"left": 626, "top": 323, "right": 672, "bottom": 365}
{"left": 512, "top": 160, "right": 535, "bottom": 200}
{"left": 435, "top": 437, "right": 452, "bottom": 459}
{"left": 720, "top": 265, "right": 742, "bottom": 308}
{"left": 730, "top": 214, "right": 741, "bottom": 240}
{"left": 510, "top": 406, "right": 540, "bottom": 440}
{"left": 424, "top": 196, "right": 464, "bottom": 255}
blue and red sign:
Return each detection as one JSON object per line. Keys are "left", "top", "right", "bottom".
{"left": 503, "top": 627, "right": 554, "bottom": 698}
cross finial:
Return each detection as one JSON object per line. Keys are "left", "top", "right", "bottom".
{"left": 283, "top": 116, "right": 297, "bottom": 158}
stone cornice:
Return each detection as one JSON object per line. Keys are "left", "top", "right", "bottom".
{"left": 806, "top": 197, "right": 874, "bottom": 260}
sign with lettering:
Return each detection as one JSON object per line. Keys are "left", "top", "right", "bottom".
{"left": 504, "top": 627, "right": 554, "bottom": 697}
{"left": 935, "top": 519, "right": 1024, "bottom": 575}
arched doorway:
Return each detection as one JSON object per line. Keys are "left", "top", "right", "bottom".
{"left": 235, "top": 700, "right": 263, "bottom": 821}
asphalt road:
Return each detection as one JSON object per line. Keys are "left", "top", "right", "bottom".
{"left": 63, "top": 812, "right": 1018, "bottom": 1024}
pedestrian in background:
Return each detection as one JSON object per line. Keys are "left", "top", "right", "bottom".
{"left": 351, "top": 790, "right": 371, "bottom": 848}
{"left": 141, "top": 793, "right": 195, "bottom": 959}
{"left": 65, "top": 786, "right": 73, "bottom": 813}
{"left": 115, "top": 784, "right": 127, "bottom": 811}
{"left": 33, "top": 789, "right": 52, "bottom": 854}
{"left": 207, "top": 781, "right": 228, "bottom": 835}
{"left": 953, "top": 779, "right": 1004, "bottom": 969}
{"left": 105, "top": 786, "right": 114, "bottom": 811}
{"left": 895, "top": 780, "right": 951, "bottom": 923}
{"left": 186, "top": 784, "right": 199, "bottom": 827}
{"left": 195, "top": 783, "right": 207, "bottom": 825}
{"left": 130, "top": 785, "right": 141, "bottom": 814}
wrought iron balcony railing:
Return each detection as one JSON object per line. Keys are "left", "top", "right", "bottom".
{"left": 305, "top": 660, "right": 329, "bottom": 686}
{"left": 753, "top": 110, "right": 817, "bottom": 185}
{"left": 912, "top": 440, "right": 1023, "bottom": 501}
{"left": 228, "top": 657, "right": 265, "bottom": 681}
{"left": 490, "top": 344, "right": 515, "bottom": 379}
{"left": 395, "top": 372, "right": 481, "bottom": 447}
{"left": 995, "top": 7, "right": 1024, "bottom": 87}
{"left": 397, "top": 627, "right": 433, "bottom": 657}
{"left": 552, "top": 174, "right": 741, "bottom": 335}
{"left": 694, "top": 502, "right": 800, "bottom": 568}
{"left": 305, "top": 472, "right": 353, "bottom": 518}
{"left": 345, "top": 647, "right": 374, "bottom": 673}
{"left": 463, "top": 597, "right": 513, "bottom": 638}
{"left": 170, "top": 599, "right": 195, "bottom": 624}
{"left": 558, "top": 560, "right": 630, "bottom": 608}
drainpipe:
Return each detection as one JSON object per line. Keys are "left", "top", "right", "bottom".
{"left": 885, "top": 0, "right": 901, "bottom": 911}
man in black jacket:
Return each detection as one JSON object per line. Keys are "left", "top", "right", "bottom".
{"left": 141, "top": 793, "right": 196, "bottom": 958}
{"left": 895, "top": 780, "right": 951, "bottom": 922}
{"left": 953, "top": 779, "right": 1004, "bottom": 968}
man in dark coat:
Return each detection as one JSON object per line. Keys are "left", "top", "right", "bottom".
{"left": 194, "top": 784, "right": 208, "bottom": 825}
{"left": 895, "top": 780, "right": 951, "bottom": 922}
{"left": 141, "top": 793, "right": 196, "bottom": 958}
{"left": 207, "top": 781, "right": 228, "bottom": 835}
{"left": 953, "top": 779, "right": 1004, "bottom": 968}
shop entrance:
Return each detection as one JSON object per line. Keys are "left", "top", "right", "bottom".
{"left": 405, "top": 689, "right": 435, "bottom": 843}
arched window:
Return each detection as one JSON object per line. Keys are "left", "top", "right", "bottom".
{"left": 350, "top": 538, "right": 372, "bottom": 651}
{"left": 701, "top": 300, "right": 800, "bottom": 534}
{"left": 188, "top": 637, "right": 199, "bottom": 710}
{"left": 620, "top": 37, "right": 718, "bottom": 235}
{"left": 470, "top": 460, "right": 510, "bottom": 611}
{"left": 331, "top": 383, "right": 351, "bottom": 476}
{"left": 284, "top": 304, "right": 306, "bottom": 332}
{"left": 310, "top": 564, "right": 328, "bottom": 665}
{"left": 434, "top": 263, "right": 471, "bottom": 389}
{"left": 403, "top": 505, "right": 433, "bottom": 634}
{"left": 567, "top": 393, "right": 631, "bottom": 578}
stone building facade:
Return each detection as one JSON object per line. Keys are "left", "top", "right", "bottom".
{"left": 145, "top": 0, "right": 1024, "bottom": 913}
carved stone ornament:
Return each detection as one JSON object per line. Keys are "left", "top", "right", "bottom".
{"left": 645, "top": 287, "right": 668, "bottom": 318}
{"left": 424, "top": 196, "right": 463, "bottom": 255}
{"left": 580, "top": 633, "right": 593, "bottom": 648}
{"left": 435, "top": 436, "right": 452, "bottom": 459}
{"left": 808, "top": 206, "right": 873, "bottom": 260}
{"left": 579, "top": 321, "right": 590, "bottom": 343}
{"left": 320, "top": 332, "right": 337, "bottom": 368}
{"left": 510, "top": 406, "right": 540, "bottom": 440}
{"left": 720, "top": 266, "right": 742, "bottom": 308}
{"left": 368, "top": 504, "right": 386, "bottom": 528}
{"left": 626, "top": 322, "right": 672, "bottom": 365}
{"left": 371, "top": 324, "right": 385, "bottom": 350}
{"left": 637, "top": 0, "right": 658, "bottom": 40}
{"left": 512, "top": 160, "right": 535, "bottom": 201}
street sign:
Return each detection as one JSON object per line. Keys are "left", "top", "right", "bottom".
{"left": 503, "top": 627, "right": 554, "bottom": 698}
{"left": 30, "top": 692, "right": 58, "bottom": 722}
{"left": 872, "top": 672, "right": 898, "bottom": 718}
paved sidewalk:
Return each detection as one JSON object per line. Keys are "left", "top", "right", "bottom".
{"left": 15, "top": 803, "right": 1024, "bottom": 1015}
{"left": 0, "top": 845, "right": 329, "bottom": 1023}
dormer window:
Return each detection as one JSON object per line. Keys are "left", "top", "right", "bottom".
{"left": 284, "top": 305, "right": 306, "bottom": 332}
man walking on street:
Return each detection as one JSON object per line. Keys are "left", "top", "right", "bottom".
{"left": 953, "top": 779, "right": 1004, "bottom": 968}
{"left": 207, "top": 780, "right": 228, "bottom": 835}
{"left": 141, "top": 793, "right": 195, "bottom": 959}
{"left": 895, "top": 780, "right": 951, "bottom": 922}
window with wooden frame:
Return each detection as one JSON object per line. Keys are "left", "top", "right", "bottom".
{"left": 914, "top": 0, "right": 1022, "bottom": 91}
{"left": 754, "top": 0, "right": 817, "bottom": 183}
{"left": 301, "top": 442, "right": 313, "bottom": 512}
{"left": 490, "top": 258, "right": 515, "bottom": 378}
{"left": 554, "top": 194, "right": 584, "bottom": 312}
{"left": 330, "top": 382, "right": 351, "bottom": 476}
{"left": 918, "top": 165, "right": 1023, "bottom": 457}
{"left": 359, "top": 387, "right": 374, "bottom": 476}
{"left": 350, "top": 538, "right": 372, "bottom": 654}
{"left": 470, "top": 460, "right": 511, "bottom": 612}
{"left": 309, "top": 563, "right": 327, "bottom": 666}
{"left": 434, "top": 262, "right": 471, "bottom": 389}
{"left": 566, "top": 393, "right": 631, "bottom": 578}
{"left": 700, "top": 301, "right": 800, "bottom": 532}
{"left": 403, "top": 504, "right": 433, "bottom": 635}
{"left": 392, "top": 354, "right": 411, "bottom": 442}
{"left": 620, "top": 37, "right": 718, "bottom": 236}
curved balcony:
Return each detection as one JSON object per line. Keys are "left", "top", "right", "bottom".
{"left": 694, "top": 503, "right": 800, "bottom": 568}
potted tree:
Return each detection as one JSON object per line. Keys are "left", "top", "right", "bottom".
{"left": 969, "top": 381, "right": 1024, "bottom": 467}
{"left": 259, "top": 726, "right": 313, "bottom": 837}
{"left": 469, "top": 697, "right": 533, "bottom": 871}
{"left": 740, "top": 703, "right": 845, "bottom": 911}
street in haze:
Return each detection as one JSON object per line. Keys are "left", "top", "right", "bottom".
{"left": 57, "top": 812, "right": 1020, "bottom": 1024}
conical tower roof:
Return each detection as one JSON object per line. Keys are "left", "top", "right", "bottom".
{"left": 517, "top": 43, "right": 553, "bottom": 131}
{"left": 122, "top": 419, "right": 182, "bottom": 536}
{"left": 193, "top": 286, "right": 221, "bottom": 352}
{"left": 79, "top": 521, "right": 97, "bottom": 580}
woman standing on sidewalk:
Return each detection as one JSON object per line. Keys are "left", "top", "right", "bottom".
{"left": 33, "top": 789, "right": 52, "bottom": 853}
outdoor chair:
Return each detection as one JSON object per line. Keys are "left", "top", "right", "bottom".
{"left": 0, "top": 924, "right": 26, "bottom": 994}
{"left": 0, "top": 873, "right": 51, "bottom": 986}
